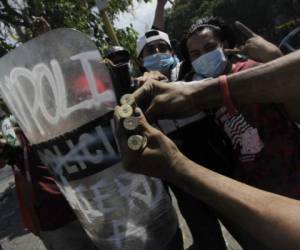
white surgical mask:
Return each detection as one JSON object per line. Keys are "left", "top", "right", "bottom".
{"left": 143, "top": 53, "right": 178, "bottom": 73}
{"left": 192, "top": 47, "right": 227, "bottom": 78}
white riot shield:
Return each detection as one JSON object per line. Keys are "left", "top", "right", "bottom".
{"left": 0, "top": 29, "right": 179, "bottom": 249}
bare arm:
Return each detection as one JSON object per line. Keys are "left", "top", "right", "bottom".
{"left": 115, "top": 108, "right": 300, "bottom": 249}
{"left": 172, "top": 156, "right": 300, "bottom": 250}
{"left": 133, "top": 50, "right": 300, "bottom": 122}
{"left": 190, "top": 50, "right": 300, "bottom": 121}
{"left": 152, "top": 0, "right": 168, "bottom": 30}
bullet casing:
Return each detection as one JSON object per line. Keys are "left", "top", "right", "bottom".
{"left": 128, "top": 135, "right": 147, "bottom": 151}
{"left": 120, "top": 94, "right": 136, "bottom": 107}
{"left": 118, "top": 104, "right": 133, "bottom": 119}
{"left": 123, "top": 116, "right": 139, "bottom": 131}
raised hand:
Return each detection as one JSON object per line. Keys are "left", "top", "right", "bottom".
{"left": 225, "top": 21, "right": 282, "bottom": 63}
{"left": 114, "top": 107, "right": 185, "bottom": 180}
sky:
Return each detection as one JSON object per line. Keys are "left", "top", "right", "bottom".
{"left": 114, "top": 0, "right": 172, "bottom": 36}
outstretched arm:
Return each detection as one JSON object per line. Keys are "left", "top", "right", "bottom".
{"left": 115, "top": 108, "right": 300, "bottom": 250}
{"left": 175, "top": 156, "right": 300, "bottom": 250}
{"left": 133, "top": 50, "right": 300, "bottom": 122}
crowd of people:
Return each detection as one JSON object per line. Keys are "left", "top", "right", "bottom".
{"left": 1, "top": 0, "right": 300, "bottom": 249}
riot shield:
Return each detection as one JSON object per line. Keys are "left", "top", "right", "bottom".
{"left": 0, "top": 29, "right": 179, "bottom": 249}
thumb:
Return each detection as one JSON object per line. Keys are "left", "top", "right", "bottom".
{"left": 235, "top": 21, "right": 257, "bottom": 39}
{"left": 135, "top": 108, "right": 160, "bottom": 138}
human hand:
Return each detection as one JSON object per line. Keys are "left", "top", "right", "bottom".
{"left": 225, "top": 21, "right": 282, "bottom": 63}
{"left": 135, "top": 71, "right": 168, "bottom": 87}
{"left": 133, "top": 79, "right": 196, "bottom": 122}
{"left": 114, "top": 107, "right": 185, "bottom": 180}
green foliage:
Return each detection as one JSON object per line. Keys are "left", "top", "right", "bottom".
{"left": 165, "top": 0, "right": 300, "bottom": 43}
{"left": 0, "top": 0, "right": 150, "bottom": 57}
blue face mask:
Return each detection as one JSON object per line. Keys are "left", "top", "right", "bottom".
{"left": 192, "top": 48, "right": 227, "bottom": 78}
{"left": 143, "top": 53, "right": 178, "bottom": 73}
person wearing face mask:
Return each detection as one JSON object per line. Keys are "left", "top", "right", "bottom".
{"left": 179, "top": 17, "right": 282, "bottom": 82}
{"left": 179, "top": 17, "right": 237, "bottom": 82}
{"left": 136, "top": 28, "right": 234, "bottom": 250}
{"left": 137, "top": 29, "right": 180, "bottom": 81}
{"left": 175, "top": 16, "right": 300, "bottom": 249}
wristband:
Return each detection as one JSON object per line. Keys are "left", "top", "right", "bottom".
{"left": 218, "top": 75, "right": 237, "bottom": 116}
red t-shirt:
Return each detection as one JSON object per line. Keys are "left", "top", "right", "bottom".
{"left": 215, "top": 60, "right": 300, "bottom": 199}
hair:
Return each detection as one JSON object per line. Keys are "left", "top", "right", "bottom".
{"left": 177, "top": 16, "right": 236, "bottom": 80}
{"left": 180, "top": 16, "right": 236, "bottom": 62}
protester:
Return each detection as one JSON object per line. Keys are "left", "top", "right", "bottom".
{"left": 105, "top": 46, "right": 130, "bottom": 65}
{"left": 118, "top": 42, "right": 300, "bottom": 248}
{"left": 114, "top": 106, "right": 300, "bottom": 250}
{"left": 0, "top": 118, "right": 97, "bottom": 250}
{"left": 179, "top": 17, "right": 300, "bottom": 201}
{"left": 137, "top": 0, "right": 181, "bottom": 82}
{"left": 141, "top": 16, "right": 299, "bottom": 248}
{"left": 136, "top": 7, "right": 234, "bottom": 249}
{"left": 0, "top": 17, "right": 98, "bottom": 250}
{"left": 137, "top": 29, "right": 180, "bottom": 81}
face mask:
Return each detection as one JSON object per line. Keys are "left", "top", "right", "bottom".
{"left": 192, "top": 48, "right": 227, "bottom": 78}
{"left": 143, "top": 53, "right": 178, "bottom": 72}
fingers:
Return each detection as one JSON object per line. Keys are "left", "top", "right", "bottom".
{"left": 235, "top": 21, "right": 257, "bottom": 39}
{"left": 132, "top": 82, "right": 152, "bottom": 108}
{"left": 135, "top": 71, "right": 168, "bottom": 87}
{"left": 114, "top": 105, "right": 157, "bottom": 140}
{"left": 134, "top": 108, "right": 158, "bottom": 138}
{"left": 114, "top": 104, "right": 161, "bottom": 152}
{"left": 144, "top": 100, "right": 161, "bottom": 123}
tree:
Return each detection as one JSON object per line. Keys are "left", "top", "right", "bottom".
{"left": 0, "top": 0, "right": 150, "bottom": 57}
{"left": 165, "top": 0, "right": 300, "bottom": 44}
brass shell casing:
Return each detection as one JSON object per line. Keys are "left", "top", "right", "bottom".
{"left": 117, "top": 104, "right": 133, "bottom": 119}
{"left": 120, "top": 94, "right": 135, "bottom": 107}
{"left": 123, "top": 116, "right": 139, "bottom": 131}
{"left": 127, "top": 135, "right": 147, "bottom": 151}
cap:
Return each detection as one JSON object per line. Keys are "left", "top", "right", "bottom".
{"left": 137, "top": 29, "right": 171, "bottom": 57}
